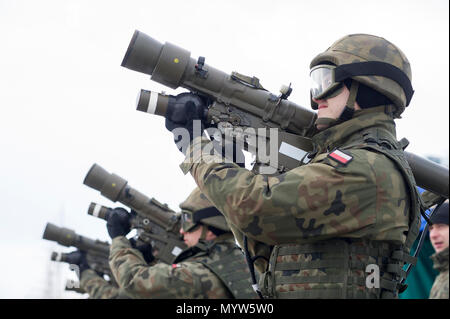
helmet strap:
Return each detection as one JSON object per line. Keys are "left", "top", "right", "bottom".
{"left": 199, "top": 224, "right": 208, "bottom": 240}
{"left": 338, "top": 80, "right": 359, "bottom": 121}
{"left": 384, "top": 104, "right": 397, "bottom": 118}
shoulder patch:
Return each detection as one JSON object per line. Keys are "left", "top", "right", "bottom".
{"left": 328, "top": 149, "right": 353, "bottom": 165}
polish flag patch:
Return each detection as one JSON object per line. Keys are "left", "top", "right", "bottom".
{"left": 172, "top": 264, "right": 180, "bottom": 269}
{"left": 328, "top": 149, "right": 353, "bottom": 165}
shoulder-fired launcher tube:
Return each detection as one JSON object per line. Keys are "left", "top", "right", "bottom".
{"left": 88, "top": 202, "right": 111, "bottom": 220}
{"left": 51, "top": 251, "right": 92, "bottom": 264}
{"left": 404, "top": 152, "right": 449, "bottom": 199}
{"left": 123, "top": 30, "right": 449, "bottom": 199}
{"left": 65, "top": 283, "right": 85, "bottom": 294}
{"left": 83, "top": 163, "right": 180, "bottom": 231}
{"left": 122, "top": 30, "right": 316, "bottom": 136}
{"left": 42, "top": 223, "right": 109, "bottom": 255}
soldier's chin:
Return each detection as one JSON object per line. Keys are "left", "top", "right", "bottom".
{"left": 433, "top": 242, "right": 446, "bottom": 253}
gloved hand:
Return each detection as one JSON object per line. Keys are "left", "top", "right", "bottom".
{"left": 106, "top": 207, "right": 131, "bottom": 239}
{"left": 165, "top": 93, "right": 207, "bottom": 154}
{"left": 129, "top": 238, "right": 155, "bottom": 264}
{"left": 65, "top": 250, "right": 90, "bottom": 277}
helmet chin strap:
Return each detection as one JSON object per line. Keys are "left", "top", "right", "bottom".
{"left": 314, "top": 80, "right": 359, "bottom": 130}
{"left": 199, "top": 224, "right": 209, "bottom": 240}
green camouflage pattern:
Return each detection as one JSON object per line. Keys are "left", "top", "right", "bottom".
{"left": 265, "top": 238, "right": 406, "bottom": 299}
{"left": 180, "top": 187, "right": 230, "bottom": 231}
{"left": 108, "top": 235, "right": 235, "bottom": 298}
{"left": 179, "top": 187, "right": 215, "bottom": 213}
{"left": 175, "top": 233, "right": 258, "bottom": 299}
{"left": 310, "top": 33, "right": 412, "bottom": 117}
{"left": 80, "top": 269, "right": 121, "bottom": 299}
{"left": 429, "top": 247, "right": 449, "bottom": 299}
{"left": 421, "top": 190, "right": 446, "bottom": 209}
{"left": 180, "top": 108, "right": 414, "bottom": 276}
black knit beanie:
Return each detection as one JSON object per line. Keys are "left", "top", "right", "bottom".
{"left": 430, "top": 202, "right": 449, "bottom": 225}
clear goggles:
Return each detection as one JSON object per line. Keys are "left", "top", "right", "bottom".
{"left": 181, "top": 211, "right": 200, "bottom": 232}
{"left": 310, "top": 64, "right": 343, "bottom": 101}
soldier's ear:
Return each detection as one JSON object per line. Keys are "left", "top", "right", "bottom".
{"left": 205, "top": 228, "right": 217, "bottom": 241}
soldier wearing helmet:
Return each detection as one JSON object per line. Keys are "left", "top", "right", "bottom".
{"left": 309, "top": 33, "right": 414, "bottom": 128}
{"left": 173, "top": 34, "right": 423, "bottom": 299}
{"left": 106, "top": 187, "right": 257, "bottom": 299}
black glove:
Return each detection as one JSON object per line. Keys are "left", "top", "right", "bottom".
{"left": 129, "top": 238, "right": 155, "bottom": 264}
{"left": 165, "top": 93, "right": 207, "bottom": 154}
{"left": 106, "top": 207, "right": 131, "bottom": 239}
{"left": 65, "top": 250, "right": 90, "bottom": 277}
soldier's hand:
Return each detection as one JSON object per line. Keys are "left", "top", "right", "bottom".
{"left": 129, "top": 238, "right": 155, "bottom": 264}
{"left": 165, "top": 93, "right": 207, "bottom": 154}
{"left": 106, "top": 207, "right": 131, "bottom": 239}
{"left": 65, "top": 250, "right": 90, "bottom": 277}
{"left": 166, "top": 92, "right": 207, "bottom": 124}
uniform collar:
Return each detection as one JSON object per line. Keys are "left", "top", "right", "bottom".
{"left": 311, "top": 106, "right": 397, "bottom": 154}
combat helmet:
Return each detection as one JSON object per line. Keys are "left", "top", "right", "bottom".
{"left": 310, "top": 33, "right": 414, "bottom": 119}
{"left": 179, "top": 187, "right": 230, "bottom": 233}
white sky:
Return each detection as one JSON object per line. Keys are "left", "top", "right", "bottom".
{"left": 0, "top": 0, "right": 448, "bottom": 298}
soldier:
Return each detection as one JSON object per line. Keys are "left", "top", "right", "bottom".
{"left": 166, "top": 34, "right": 423, "bottom": 298}
{"left": 429, "top": 201, "right": 449, "bottom": 299}
{"left": 63, "top": 250, "right": 121, "bottom": 299}
{"left": 64, "top": 244, "right": 152, "bottom": 299}
{"left": 105, "top": 187, "right": 257, "bottom": 299}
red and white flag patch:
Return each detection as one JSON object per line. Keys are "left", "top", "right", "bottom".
{"left": 328, "top": 149, "right": 353, "bottom": 165}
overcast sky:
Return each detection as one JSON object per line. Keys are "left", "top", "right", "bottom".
{"left": 0, "top": 0, "right": 448, "bottom": 298}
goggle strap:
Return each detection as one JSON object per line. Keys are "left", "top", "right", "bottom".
{"left": 192, "top": 207, "right": 222, "bottom": 223}
{"left": 335, "top": 61, "right": 414, "bottom": 106}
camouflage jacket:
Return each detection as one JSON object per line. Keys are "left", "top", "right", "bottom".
{"left": 108, "top": 235, "right": 237, "bottom": 298}
{"left": 429, "top": 247, "right": 449, "bottom": 299}
{"left": 180, "top": 109, "right": 415, "bottom": 274}
{"left": 80, "top": 269, "right": 121, "bottom": 299}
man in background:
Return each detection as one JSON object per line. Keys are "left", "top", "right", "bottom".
{"left": 429, "top": 201, "right": 449, "bottom": 299}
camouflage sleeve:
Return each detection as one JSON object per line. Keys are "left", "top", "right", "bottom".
{"left": 80, "top": 269, "right": 120, "bottom": 299}
{"left": 421, "top": 190, "right": 445, "bottom": 209}
{"left": 109, "top": 236, "right": 231, "bottom": 298}
{"left": 180, "top": 136, "right": 409, "bottom": 246}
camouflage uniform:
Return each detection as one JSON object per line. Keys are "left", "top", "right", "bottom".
{"left": 181, "top": 109, "right": 419, "bottom": 298}
{"left": 109, "top": 234, "right": 254, "bottom": 298}
{"left": 108, "top": 188, "right": 256, "bottom": 299}
{"left": 80, "top": 269, "right": 121, "bottom": 299}
{"left": 429, "top": 247, "right": 449, "bottom": 299}
{"left": 179, "top": 35, "right": 422, "bottom": 299}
